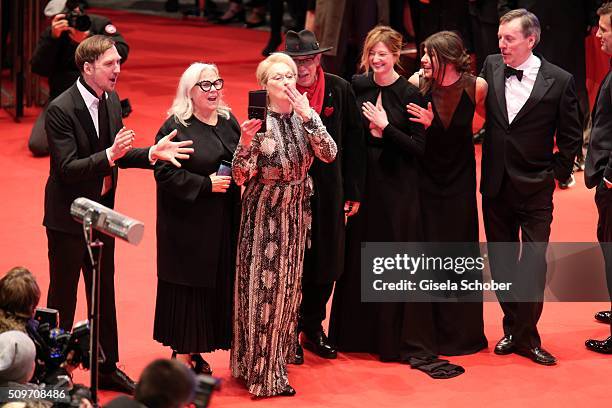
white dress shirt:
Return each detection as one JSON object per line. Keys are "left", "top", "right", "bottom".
{"left": 505, "top": 53, "right": 541, "bottom": 124}
{"left": 75, "top": 79, "right": 156, "bottom": 195}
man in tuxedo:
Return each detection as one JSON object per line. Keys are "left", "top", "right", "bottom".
{"left": 44, "top": 35, "right": 193, "bottom": 392}
{"left": 584, "top": 1, "right": 612, "bottom": 354}
{"left": 283, "top": 30, "right": 366, "bottom": 363}
{"left": 498, "top": 0, "right": 599, "bottom": 182}
{"left": 480, "top": 9, "right": 582, "bottom": 365}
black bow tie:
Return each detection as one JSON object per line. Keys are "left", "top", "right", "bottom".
{"left": 504, "top": 66, "right": 524, "bottom": 81}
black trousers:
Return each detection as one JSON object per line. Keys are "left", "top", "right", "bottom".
{"left": 483, "top": 177, "right": 554, "bottom": 349}
{"left": 46, "top": 227, "right": 119, "bottom": 367}
{"left": 298, "top": 280, "right": 334, "bottom": 336}
{"left": 595, "top": 185, "right": 612, "bottom": 335}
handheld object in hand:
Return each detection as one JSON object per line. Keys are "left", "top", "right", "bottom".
{"left": 248, "top": 90, "right": 267, "bottom": 133}
{"left": 217, "top": 160, "right": 232, "bottom": 177}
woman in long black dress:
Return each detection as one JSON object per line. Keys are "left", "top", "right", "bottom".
{"left": 407, "top": 31, "right": 488, "bottom": 356}
{"left": 329, "top": 25, "right": 431, "bottom": 365}
{"left": 153, "top": 63, "right": 241, "bottom": 374}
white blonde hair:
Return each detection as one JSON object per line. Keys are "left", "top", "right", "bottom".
{"left": 255, "top": 53, "right": 298, "bottom": 87}
{"left": 168, "top": 62, "right": 231, "bottom": 126}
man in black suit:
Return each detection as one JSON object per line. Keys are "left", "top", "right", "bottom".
{"left": 44, "top": 35, "right": 193, "bottom": 392}
{"left": 283, "top": 30, "right": 366, "bottom": 363}
{"left": 498, "top": 0, "right": 599, "bottom": 182}
{"left": 584, "top": 1, "right": 612, "bottom": 354}
{"left": 480, "top": 9, "right": 582, "bottom": 365}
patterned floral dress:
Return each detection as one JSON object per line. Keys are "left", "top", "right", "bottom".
{"left": 230, "top": 109, "right": 337, "bottom": 396}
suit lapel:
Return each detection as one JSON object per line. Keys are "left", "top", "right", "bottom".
{"left": 71, "top": 85, "right": 100, "bottom": 151}
{"left": 493, "top": 59, "right": 509, "bottom": 125}
{"left": 107, "top": 93, "right": 120, "bottom": 144}
{"left": 511, "top": 59, "right": 554, "bottom": 124}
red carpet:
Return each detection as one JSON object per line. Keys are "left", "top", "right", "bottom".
{"left": 0, "top": 8, "right": 610, "bottom": 407}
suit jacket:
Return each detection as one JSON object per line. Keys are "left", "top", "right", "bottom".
{"left": 305, "top": 72, "right": 366, "bottom": 283}
{"left": 43, "top": 82, "right": 152, "bottom": 235}
{"left": 479, "top": 54, "right": 582, "bottom": 197}
{"left": 585, "top": 68, "right": 612, "bottom": 189}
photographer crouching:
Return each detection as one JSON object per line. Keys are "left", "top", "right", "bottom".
{"left": 105, "top": 359, "right": 218, "bottom": 408}
{"left": 0, "top": 267, "right": 92, "bottom": 407}
{"left": 29, "top": 0, "right": 130, "bottom": 157}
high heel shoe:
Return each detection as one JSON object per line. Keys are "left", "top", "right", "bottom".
{"left": 217, "top": 4, "right": 245, "bottom": 24}
{"left": 279, "top": 385, "right": 296, "bottom": 396}
{"left": 190, "top": 354, "right": 213, "bottom": 375}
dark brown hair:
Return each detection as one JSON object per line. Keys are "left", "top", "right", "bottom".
{"left": 135, "top": 359, "right": 195, "bottom": 408}
{"left": 598, "top": 2, "right": 612, "bottom": 26}
{"left": 360, "top": 25, "right": 403, "bottom": 73}
{"left": 0, "top": 267, "right": 40, "bottom": 319}
{"left": 420, "top": 31, "right": 471, "bottom": 94}
{"left": 74, "top": 35, "right": 116, "bottom": 72}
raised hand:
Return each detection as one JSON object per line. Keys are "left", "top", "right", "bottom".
{"left": 151, "top": 129, "right": 194, "bottom": 167}
{"left": 362, "top": 101, "right": 389, "bottom": 130}
{"left": 285, "top": 85, "right": 312, "bottom": 122}
{"left": 407, "top": 102, "right": 434, "bottom": 129}
{"left": 51, "top": 14, "right": 70, "bottom": 38}
{"left": 108, "top": 127, "right": 135, "bottom": 161}
{"left": 240, "top": 118, "right": 262, "bottom": 146}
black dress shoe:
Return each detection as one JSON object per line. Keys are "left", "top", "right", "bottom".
{"left": 98, "top": 368, "right": 136, "bottom": 394}
{"left": 494, "top": 334, "right": 514, "bottom": 355}
{"left": 594, "top": 310, "right": 612, "bottom": 324}
{"left": 585, "top": 336, "right": 612, "bottom": 354}
{"left": 302, "top": 331, "right": 337, "bottom": 359}
{"left": 279, "top": 385, "right": 296, "bottom": 396}
{"left": 292, "top": 341, "right": 304, "bottom": 365}
{"left": 514, "top": 346, "right": 557, "bottom": 365}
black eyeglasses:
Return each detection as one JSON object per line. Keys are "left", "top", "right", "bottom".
{"left": 195, "top": 78, "right": 224, "bottom": 92}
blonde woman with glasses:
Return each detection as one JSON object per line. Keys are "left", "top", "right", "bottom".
{"left": 230, "top": 52, "right": 337, "bottom": 397}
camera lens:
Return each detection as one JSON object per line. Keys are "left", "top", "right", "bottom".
{"left": 73, "top": 14, "right": 92, "bottom": 32}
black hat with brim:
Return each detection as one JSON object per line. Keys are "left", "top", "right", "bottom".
{"left": 283, "top": 30, "right": 332, "bottom": 57}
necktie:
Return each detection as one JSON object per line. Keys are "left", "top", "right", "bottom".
{"left": 98, "top": 95, "right": 113, "bottom": 195}
{"left": 504, "top": 66, "right": 524, "bottom": 81}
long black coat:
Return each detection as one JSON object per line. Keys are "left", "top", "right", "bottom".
{"left": 154, "top": 114, "right": 241, "bottom": 288}
{"left": 303, "top": 73, "right": 366, "bottom": 284}
{"left": 479, "top": 54, "right": 582, "bottom": 197}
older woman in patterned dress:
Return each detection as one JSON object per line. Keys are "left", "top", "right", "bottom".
{"left": 230, "top": 53, "right": 337, "bottom": 397}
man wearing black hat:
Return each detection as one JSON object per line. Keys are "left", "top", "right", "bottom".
{"left": 29, "top": 0, "right": 129, "bottom": 157}
{"left": 283, "top": 30, "right": 366, "bottom": 362}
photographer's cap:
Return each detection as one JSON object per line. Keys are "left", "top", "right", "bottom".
{"left": 44, "top": 0, "right": 68, "bottom": 17}
{"left": 0, "top": 331, "right": 36, "bottom": 383}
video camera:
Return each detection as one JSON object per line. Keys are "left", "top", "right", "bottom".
{"left": 29, "top": 308, "right": 91, "bottom": 382}
{"left": 64, "top": 0, "right": 92, "bottom": 32}
{"left": 192, "top": 375, "right": 221, "bottom": 408}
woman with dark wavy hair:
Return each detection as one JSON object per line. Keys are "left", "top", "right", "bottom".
{"left": 407, "top": 30, "right": 488, "bottom": 357}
